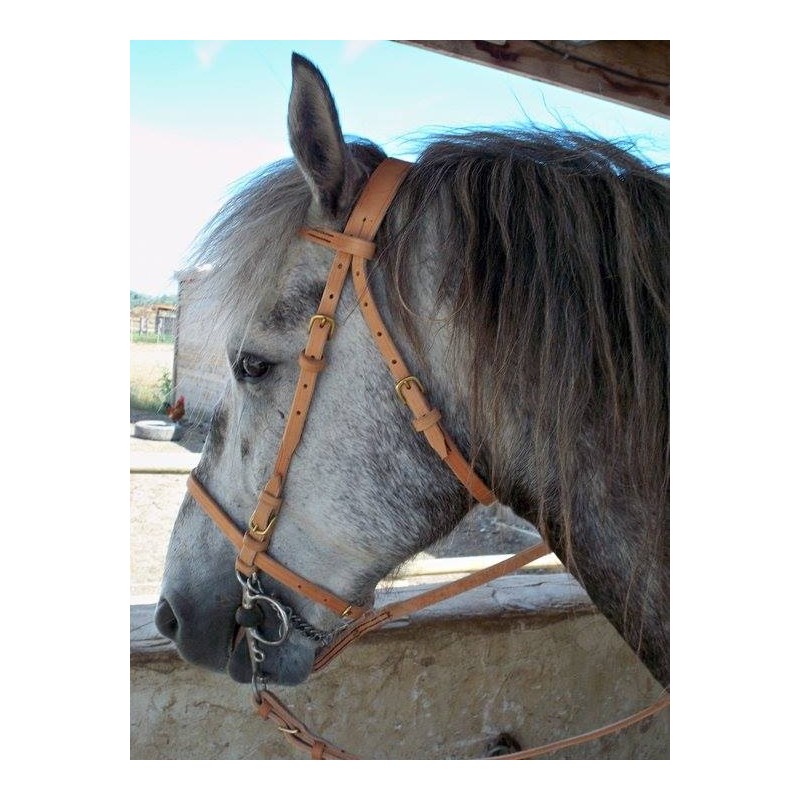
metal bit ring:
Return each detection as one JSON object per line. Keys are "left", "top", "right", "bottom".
{"left": 247, "top": 595, "right": 290, "bottom": 646}
{"left": 236, "top": 570, "right": 290, "bottom": 645}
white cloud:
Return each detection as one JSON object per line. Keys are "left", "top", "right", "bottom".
{"left": 194, "top": 41, "right": 228, "bottom": 69}
{"left": 342, "top": 40, "right": 379, "bottom": 64}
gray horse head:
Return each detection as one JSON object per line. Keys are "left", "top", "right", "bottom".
{"left": 155, "top": 54, "right": 475, "bottom": 684}
{"left": 156, "top": 53, "right": 670, "bottom": 689}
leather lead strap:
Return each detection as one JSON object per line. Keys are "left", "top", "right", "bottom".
{"left": 312, "top": 540, "right": 553, "bottom": 672}
{"left": 253, "top": 689, "right": 670, "bottom": 760}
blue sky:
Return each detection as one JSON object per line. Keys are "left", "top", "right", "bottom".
{"left": 131, "top": 40, "right": 670, "bottom": 296}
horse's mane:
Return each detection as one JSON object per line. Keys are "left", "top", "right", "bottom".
{"left": 186, "top": 127, "right": 669, "bottom": 578}
{"left": 380, "top": 128, "right": 669, "bottom": 578}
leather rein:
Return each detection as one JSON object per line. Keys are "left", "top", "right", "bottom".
{"left": 186, "top": 157, "right": 669, "bottom": 759}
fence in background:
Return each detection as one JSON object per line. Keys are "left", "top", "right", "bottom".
{"left": 131, "top": 305, "right": 177, "bottom": 342}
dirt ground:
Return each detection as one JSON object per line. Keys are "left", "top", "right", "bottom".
{"left": 129, "top": 341, "right": 175, "bottom": 384}
{"left": 129, "top": 409, "right": 208, "bottom": 597}
{"left": 130, "top": 406, "right": 540, "bottom": 599}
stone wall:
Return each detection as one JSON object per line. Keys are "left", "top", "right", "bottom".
{"left": 131, "top": 573, "right": 669, "bottom": 760}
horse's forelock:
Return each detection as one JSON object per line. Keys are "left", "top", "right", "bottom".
{"left": 178, "top": 158, "right": 305, "bottom": 360}
{"left": 179, "top": 140, "right": 386, "bottom": 363}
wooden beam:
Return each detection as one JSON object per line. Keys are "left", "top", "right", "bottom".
{"left": 397, "top": 40, "right": 669, "bottom": 118}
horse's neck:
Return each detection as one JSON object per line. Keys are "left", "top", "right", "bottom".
{"left": 435, "top": 334, "right": 670, "bottom": 688}
{"left": 377, "top": 237, "right": 668, "bottom": 687}
{"left": 496, "top": 438, "right": 669, "bottom": 688}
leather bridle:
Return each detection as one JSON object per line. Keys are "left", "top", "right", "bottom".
{"left": 186, "top": 157, "right": 669, "bottom": 759}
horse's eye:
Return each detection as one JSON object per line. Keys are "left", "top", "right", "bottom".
{"left": 234, "top": 353, "right": 273, "bottom": 383}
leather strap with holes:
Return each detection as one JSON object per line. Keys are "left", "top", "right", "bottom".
{"left": 312, "top": 539, "right": 553, "bottom": 671}
{"left": 247, "top": 156, "right": 494, "bottom": 576}
{"left": 187, "top": 157, "right": 494, "bottom": 618}
{"left": 251, "top": 159, "right": 405, "bottom": 538}
{"left": 303, "top": 184, "right": 496, "bottom": 505}
{"left": 253, "top": 687, "right": 669, "bottom": 760}
{"left": 187, "top": 474, "right": 367, "bottom": 618}
{"left": 344, "top": 231, "right": 496, "bottom": 506}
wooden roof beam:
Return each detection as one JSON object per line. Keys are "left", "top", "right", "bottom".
{"left": 398, "top": 40, "right": 669, "bottom": 118}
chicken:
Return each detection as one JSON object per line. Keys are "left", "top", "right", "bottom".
{"left": 167, "top": 395, "right": 185, "bottom": 422}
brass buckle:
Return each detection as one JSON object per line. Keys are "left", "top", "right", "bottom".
{"left": 308, "top": 314, "right": 335, "bottom": 338}
{"left": 394, "top": 376, "right": 424, "bottom": 405}
{"left": 248, "top": 512, "right": 278, "bottom": 542}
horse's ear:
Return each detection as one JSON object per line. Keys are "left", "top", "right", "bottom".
{"left": 288, "top": 53, "right": 353, "bottom": 217}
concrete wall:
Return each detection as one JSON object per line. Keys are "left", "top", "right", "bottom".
{"left": 131, "top": 573, "right": 669, "bottom": 760}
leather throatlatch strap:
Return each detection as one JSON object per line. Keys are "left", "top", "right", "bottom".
{"left": 309, "top": 196, "right": 497, "bottom": 507}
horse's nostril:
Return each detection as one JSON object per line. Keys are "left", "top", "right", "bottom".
{"left": 154, "top": 597, "right": 179, "bottom": 639}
